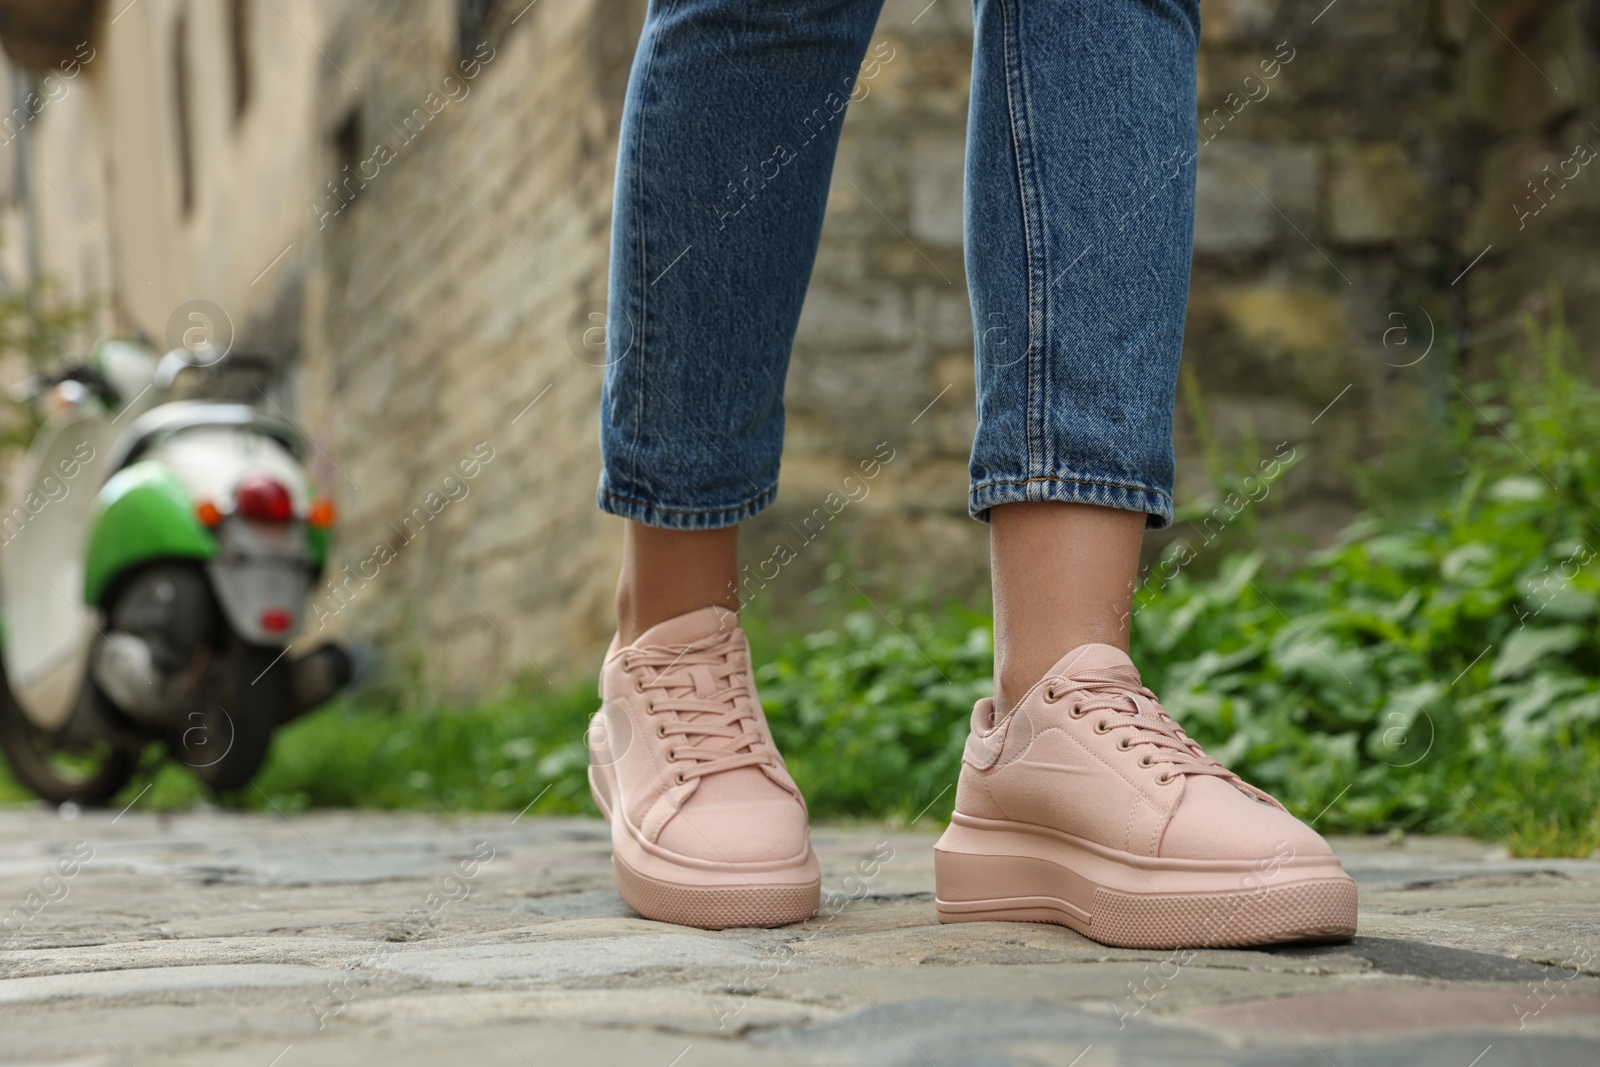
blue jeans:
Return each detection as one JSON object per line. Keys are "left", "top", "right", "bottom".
{"left": 599, "top": 0, "right": 1200, "bottom": 529}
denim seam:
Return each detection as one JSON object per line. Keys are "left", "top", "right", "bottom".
{"left": 969, "top": 472, "right": 1173, "bottom": 505}
{"left": 997, "top": 0, "right": 1047, "bottom": 485}
{"left": 627, "top": 3, "right": 672, "bottom": 496}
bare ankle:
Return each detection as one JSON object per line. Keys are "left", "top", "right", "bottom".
{"left": 988, "top": 501, "right": 1144, "bottom": 717}
{"left": 615, "top": 521, "right": 741, "bottom": 645}
{"left": 614, "top": 587, "right": 739, "bottom": 646}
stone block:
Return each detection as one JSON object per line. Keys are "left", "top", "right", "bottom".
{"left": 1434, "top": 0, "right": 1472, "bottom": 46}
{"left": 363, "top": 934, "right": 756, "bottom": 985}
{"left": 786, "top": 345, "right": 927, "bottom": 443}
{"left": 1199, "top": 0, "right": 1281, "bottom": 45}
{"left": 876, "top": 0, "right": 973, "bottom": 35}
{"left": 811, "top": 238, "right": 869, "bottom": 283}
{"left": 1306, "top": 0, "right": 1414, "bottom": 39}
{"left": 0, "top": 964, "right": 333, "bottom": 1005}
{"left": 846, "top": 33, "right": 918, "bottom": 116}
{"left": 908, "top": 137, "right": 965, "bottom": 245}
{"left": 1326, "top": 141, "right": 1423, "bottom": 247}
{"left": 1462, "top": 1, "right": 1590, "bottom": 132}
{"left": 1468, "top": 133, "right": 1600, "bottom": 248}
{"left": 1213, "top": 284, "right": 1345, "bottom": 357}
{"left": 912, "top": 286, "right": 973, "bottom": 350}
{"left": 795, "top": 285, "right": 909, "bottom": 349}
{"left": 1194, "top": 142, "right": 1321, "bottom": 254}
{"left": 1206, "top": 284, "right": 1350, "bottom": 397}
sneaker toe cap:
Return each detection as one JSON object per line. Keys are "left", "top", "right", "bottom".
{"left": 655, "top": 771, "right": 811, "bottom": 864}
{"left": 1160, "top": 775, "right": 1335, "bottom": 862}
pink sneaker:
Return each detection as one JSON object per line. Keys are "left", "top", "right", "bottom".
{"left": 934, "top": 643, "right": 1357, "bottom": 948}
{"left": 588, "top": 606, "right": 820, "bottom": 929}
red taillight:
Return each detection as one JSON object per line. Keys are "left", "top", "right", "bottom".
{"left": 260, "top": 609, "right": 292, "bottom": 633}
{"left": 236, "top": 475, "right": 293, "bottom": 524}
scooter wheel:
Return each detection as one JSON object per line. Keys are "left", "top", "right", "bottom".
{"left": 170, "top": 637, "right": 289, "bottom": 793}
{"left": 0, "top": 662, "right": 139, "bottom": 807}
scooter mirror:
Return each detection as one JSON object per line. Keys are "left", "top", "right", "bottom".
{"left": 154, "top": 351, "right": 189, "bottom": 390}
{"left": 156, "top": 340, "right": 230, "bottom": 390}
{"left": 156, "top": 342, "right": 228, "bottom": 388}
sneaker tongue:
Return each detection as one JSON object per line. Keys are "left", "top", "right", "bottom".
{"left": 1052, "top": 642, "right": 1138, "bottom": 677}
{"left": 631, "top": 605, "right": 752, "bottom": 752}
{"left": 633, "top": 605, "right": 738, "bottom": 648}
{"left": 1044, "top": 643, "right": 1146, "bottom": 713}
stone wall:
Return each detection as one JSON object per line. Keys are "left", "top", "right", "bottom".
{"left": 294, "top": 0, "right": 645, "bottom": 694}
{"left": 733, "top": 0, "right": 1600, "bottom": 615}
{"left": 1178, "top": 0, "right": 1600, "bottom": 546}
{"left": 1, "top": 0, "right": 1597, "bottom": 696}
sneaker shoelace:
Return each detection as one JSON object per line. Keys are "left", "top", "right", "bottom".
{"left": 622, "top": 629, "right": 773, "bottom": 785}
{"left": 1046, "top": 665, "right": 1283, "bottom": 808}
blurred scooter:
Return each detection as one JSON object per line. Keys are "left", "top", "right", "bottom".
{"left": 0, "top": 339, "right": 350, "bottom": 802}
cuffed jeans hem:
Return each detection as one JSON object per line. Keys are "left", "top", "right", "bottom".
{"left": 597, "top": 479, "right": 779, "bottom": 530}
{"left": 968, "top": 474, "right": 1174, "bottom": 529}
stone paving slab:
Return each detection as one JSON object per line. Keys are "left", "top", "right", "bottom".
{"left": 0, "top": 806, "right": 1596, "bottom": 1065}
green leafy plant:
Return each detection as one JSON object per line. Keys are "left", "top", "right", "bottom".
{"left": 1132, "top": 309, "right": 1600, "bottom": 855}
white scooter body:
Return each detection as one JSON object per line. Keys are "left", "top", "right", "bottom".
{"left": 2, "top": 344, "right": 317, "bottom": 732}
{"left": 146, "top": 423, "right": 315, "bottom": 642}
{"left": 1, "top": 412, "right": 120, "bottom": 730}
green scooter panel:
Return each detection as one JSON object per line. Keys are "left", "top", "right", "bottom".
{"left": 83, "top": 462, "right": 216, "bottom": 606}
{"left": 307, "top": 522, "right": 329, "bottom": 571}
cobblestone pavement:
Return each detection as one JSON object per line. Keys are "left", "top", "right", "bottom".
{"left": 0, "top": 807, "right": 1596, "bottom": 1065}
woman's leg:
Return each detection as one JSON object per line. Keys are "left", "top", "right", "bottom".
{"left": 963, "top": 0, "right": 1201, "bottom": 715}
{"left": 591, "top": 0, "right": 885, "bottom": 929}
{"left": 599, "top": 0, "right": 887, "bottom": 544}
{"left": 938, "top": 0, "right": 1358, "bottom": 949}
{"left": 601, "top": 0, "right": 885, "bottom": 643}
{"left": 990, "top": 501, "right": 1146, "bottom": 711}
{"left": 965, "top": 0, "right": 1200, "bottom": 716}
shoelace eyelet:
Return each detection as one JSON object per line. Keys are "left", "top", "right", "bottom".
{"left": 1042, "top": 686, "right": 1060, "bottom": 704}
{"left": 1156, "top": 772, "right": 1173, "bottom": 785}
{"left": 1067, "top": 702, "right": 1086, "bottom": 719}
{"left": 1138, "top": 754, "right": 1153, "bottom": 768}
{"left": 673, "top": 771, "right": 686, "bottom": 785}
{"left": 665, "top": 748, "right": 679, "bottom": 763}
{"left": 1117, "top": 736, "right": 1132, "bottom": 751}
{"left": 1094, "top": 720, "right": 1111, "bottom": 734}
{"left": 655, "top": 724, "right": 667, "bottom": 739}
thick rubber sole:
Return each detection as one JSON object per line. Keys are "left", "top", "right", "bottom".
{"left": 611, "top": 852, "right": 820, "bottom": 929}
{"left": 589, "top": 763, "right": 820, "bottom": 930}
{"left": 934, "top": 814, "right": 1357, "bottom": 949}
